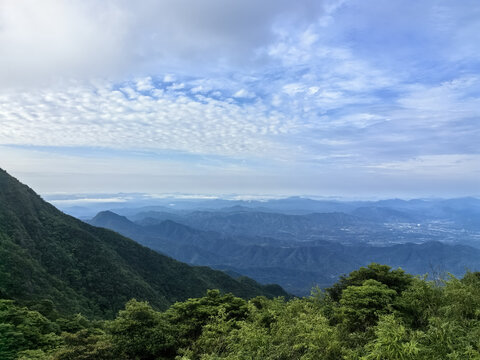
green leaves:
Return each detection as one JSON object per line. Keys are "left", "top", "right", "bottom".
{"left": 4, "top": 264, "right": 480, "bottom": 359}
{"left": 327, "top": 263, "right": 413, "bottom": 301}
{"left": 362, "top": 315, "right": 421, "bottom": 360}
{"left": 337, "top": 279, "right": 397, "bottom": 332}
{"left": 107, "top": 299, "right": 176, "bottom": 360}
{"left": 0, "top": 300, "right": 61, "bottom": 360}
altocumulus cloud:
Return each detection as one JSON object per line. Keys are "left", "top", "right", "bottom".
{"left": 0, "top": 0, "right": 479, "bottom": 197}
{"left": 0, "top": 80, "right": 296, "bottom": 159}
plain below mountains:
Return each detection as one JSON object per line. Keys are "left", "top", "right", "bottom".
{"left": 89, "top": 209, "right": 480, "bottom": 295}
{"left": 0, "top": 169, "right": 287, "bottom": 318}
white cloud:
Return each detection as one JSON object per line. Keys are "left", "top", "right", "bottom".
{"left": 233, "top": 89, "right": 255, "bottom": 99}
{"left": 331, "top": 113, "right": 386, "bottom": 128}
{"left": 0, "top": 0, "right": 329, "bottom": 87}
{"left": 0, "top": 0, "right": 479, "bottom": 197}
{"left": 163, "top": 74, "right": 176, "bottom": 83}
{"left": 367, "top": 154, "right": 480, "bottom": 177}
{"left": 50, "top": 198, "right": 128, "bottom": 205}
{"left": 395, "top": 76, "right": 480, "bottom": 122}
{"left": 0, "top": 0, "right": 129, "bottom": 87}
{"left": 135, "top": 77, "right": 154, "bottom": 91}
{"left": 169, "top": 83, "right": 185, "bottom": 91}
{"left": 0, "top": 81, "right": 296, "bottom": 159}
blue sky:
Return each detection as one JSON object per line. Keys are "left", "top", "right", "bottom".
{"left": 0, "top": 0, "right": 479, "bottom": 198}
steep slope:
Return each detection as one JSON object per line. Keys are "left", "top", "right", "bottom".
{"left": 0, "top": 169, "right": 287, "bottom": 317}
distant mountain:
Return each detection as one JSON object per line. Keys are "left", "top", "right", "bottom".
{"left": 351, "top": 206, "right": 416, "bottom": 223}
{"left": 249, "top": 196, "right": 360, "bottom": 214}
{"left": 90, "top": 210, "right": 147, "bottom": 239}
{"left": 53, "top": 193, "right": 480, "bottom": 229}
{"left": 130, "top": 210, "right": 185, "bottom": 224}
{"left": 0, "top": 169, "right": 287, "bottom": 318}
{"left": 207, "top": 240, "right": 480, "bottom": 294}
{"left": 131, "top": 209, "right": 374, "bottom": 240}
{"left": 90, "top": 208, "right": 480, "bottom": 295}
{"left": 354, "top": 241, "right": 480, "bottom": 275}
{"left": 374, "top": 198, "right": 480, "bottom": 225}
{"left": 89, "top": 212, "right": 246, "bottom": 263}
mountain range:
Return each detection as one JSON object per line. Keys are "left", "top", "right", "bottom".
{"left": 0, "top": 169, "right": 287, "bottom": 318}
{"left": 89, "top": 207, "right": 480, "bottom": 295}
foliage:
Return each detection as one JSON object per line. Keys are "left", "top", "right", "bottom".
{"left": 107, "top": 299, "right": 175, "bottom": 360}
{"left": 4, "top": 264, "right": 480, "bottom": 359}
{"left": 327, "top": 263, "right": 413, "bottom": 301}
{"left": 53, "top": 329, "right": 115, "bottom": 360}
{"left": 0, "top": 300, "right": 61, "bottom": 360}
{"left": 336, "top": 279, "right": 396, "bottom": 332}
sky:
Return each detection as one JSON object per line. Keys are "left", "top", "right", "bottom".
{"left": 0, "top": 0, "right": 479, "bottom": 198}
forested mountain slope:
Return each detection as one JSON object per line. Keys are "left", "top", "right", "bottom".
{"left": 0, "top": 169, "right": 286, "bottom": 317}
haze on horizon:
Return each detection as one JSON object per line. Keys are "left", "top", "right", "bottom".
{"left": 0, "top": 0, "right": 479, "bottom": 199}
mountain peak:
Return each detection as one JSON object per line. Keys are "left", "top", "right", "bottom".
{"left": 91, "top": 210, "right": 129, "bottom": 222}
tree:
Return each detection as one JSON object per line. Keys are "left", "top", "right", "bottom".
{"left": 107, "top": 299, "right": 175, "bottom": 360}
{"left": 0, "top": 300, "right": 61, "bottom": 360}
{"left": 337, "top": 279, "right": 396, "bottom": 333}
{"left": 327, "top": 263, "right": 413, "bottom": 302}
{"left": 53, "top": 329, "right": 115, "bottom": 360}
{"left": 166, "top": 289, "right": 248, "bottom": 350}
{"left": 362, "top": 315, "right": 421, "bottom": 360}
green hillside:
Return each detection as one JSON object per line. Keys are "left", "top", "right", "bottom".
{"left": 3, "top": 264, "right": 480, "bottom": 360}
{"left": 0, "top": 169, "right": 286, "bottom": 318}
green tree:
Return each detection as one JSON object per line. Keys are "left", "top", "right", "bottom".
{"left": 394, "top": 277, "right": 442, "bottom": 329}
{"left": 337, "top": 279, "right": 396, "bottom": 333}
{"left": 0, "top": 300, "right": 61, "bottom": 360}
{"left": 107, "top": 299, "right": 176, "bottom": 360}
{"left": 167, "top": 289, "right": 248, "bottom": 350}
{"left": 362, "top": 315, "right": 421, "bottom": 360}
{"left": 53, "top": 328, "right": 115, "bottom": 360}
{"left": 327, "top": 263, "right": 413, "bottom": 301}
{"left": 188, "top": 297, "right": 341, "bottom": 360}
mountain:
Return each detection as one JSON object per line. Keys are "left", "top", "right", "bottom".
{"left": 374, "top": 198, "right": 480, "bottom": 224}
{"left": 90, "top": 210, "right": 147, "bottom": 239}
{"left": 351, "top": 206, "right": 416, "bottom": 223}
{"left": 54, "top": 194, "right": 480, "bottom": 230}
{"left": 0, "top": 169, "right": 287, "bottom": 318}
{"left": 90, "top": 208, "right": 480, "bottom": 295}
{"left": 201, "top": 240, "right": 480, "bottom": 294}
{"left": 132, "top": 209, "right": 374, "bottom": 240}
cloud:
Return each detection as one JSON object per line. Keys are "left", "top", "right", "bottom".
{"left": 0, "top": 0, "right": 129, "bottom": 87}
{"left": 368, "top": 154, "right": 480, "bottom": 174}
{"left": 135, "top": 77, "right": 154, "bottom": 91}
{"left": 49, "top": 197, "right": 128, "bottom": 205}
{"left": 0, "top": 0, "right": 329, "bottom": 87}
{"left": 233, "top": 89, "right": 255, "bottom": 99}
{"left": 163, "top": 74, "right": 176, "bottom": 83}
{"left": 0, "top": 81, "right": 296, "bottom": 159}
{"left": 1, "top": 1, "right": 479, "bottom": 197}
{"left": 396, "top": 77, "right": 480, "bottom": 120}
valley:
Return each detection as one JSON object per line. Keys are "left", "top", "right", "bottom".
{"left": 81, "top": 196, "right": 480, "bottom": 295}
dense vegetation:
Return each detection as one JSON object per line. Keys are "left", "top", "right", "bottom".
{"left": 0, "top": 168, "right": 286, "bottom": 318}
{"left": 3, "top": 263, "right": 480, "bottom": 359}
